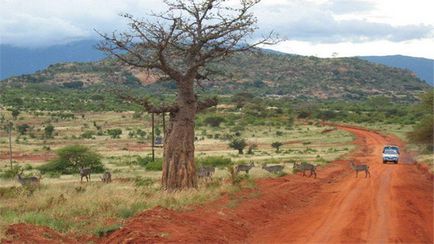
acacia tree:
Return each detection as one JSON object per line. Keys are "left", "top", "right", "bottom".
{"left": 229, "top": 138, "right": 247, "bottom": 154}
{"left": 271, "top": 141, "right": 283, "bottom": 153}
{"left": 98, "top": 0, "right": 274, "bottom": 190}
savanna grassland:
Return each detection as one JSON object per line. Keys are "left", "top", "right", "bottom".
{"left": 0, "top": 105, "right": 356, "bottom": 237}
{"left": 1, "top": 88, "right": 433, "bottom": 238}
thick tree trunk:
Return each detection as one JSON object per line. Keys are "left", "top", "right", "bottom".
{"left": 161, "top": 80, "right": 197, "bottom": 190}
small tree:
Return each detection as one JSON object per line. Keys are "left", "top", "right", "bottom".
{"left": 44, "top": 125, "right": 55, "bottom": 139}
{"left": 229, "top": 138, "right": 247, "bottom": 154}
{"left": 39, "top": 145, "right": 104, "bottom": 174}
{"left": 271, "top": 141, "right": 283, "bottom": 153}
{"left": 17, "top": 124, "right": 30, "bottom": 135}
{"left": 107, "top": 128, "right": 122, "bottom": 139}
{"left": 11, "top": 109, "right": 20, "bottom": 120}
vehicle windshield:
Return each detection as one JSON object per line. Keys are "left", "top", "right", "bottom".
{"left": 384, "top": 149, "right": 398, "bottom": 154}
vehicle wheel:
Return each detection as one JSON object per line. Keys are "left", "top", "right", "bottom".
{"left": 394, "top": 161, "right": 398, "bottom": 164}
{"left": 383, "top": 161, "right": 387, "bottom": 164}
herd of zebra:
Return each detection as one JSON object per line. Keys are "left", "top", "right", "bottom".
{"left": 197, "top": 161, "right": 319, "bottom": 180}
{"left": 198, "top": 160, "right": 371, "bottom": 180}
{"left": 15, "top": 160, "right": 370, "bottom": 187}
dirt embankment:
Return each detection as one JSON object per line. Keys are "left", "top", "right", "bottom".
{"left": 3, "top": 125, "right": 433, "bottom": 243}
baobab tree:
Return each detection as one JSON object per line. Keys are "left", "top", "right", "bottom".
{"left": 98, "top": 0, "right": 274, "bottom": 190}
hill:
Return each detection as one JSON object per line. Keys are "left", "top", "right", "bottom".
{"left": 1, "top": 51, "right": 430, "bottom": 107}
{"left": 359, "top": 55, "right": 433, "bottom": 86}
{"left": 205, "top": 52, "right": 429, "bottom": 100}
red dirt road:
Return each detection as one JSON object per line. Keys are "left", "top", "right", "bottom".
{"left": 247, "top": 126, "right": 433, "bottom": 243}
{"left": 3, "top": 125, "right": 433, "bottom": 243}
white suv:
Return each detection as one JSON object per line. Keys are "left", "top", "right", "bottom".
{"left": 382, "top": 145, "right": 399, "bottom": 164}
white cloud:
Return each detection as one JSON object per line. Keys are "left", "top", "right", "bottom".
{"left": 1, "top": 13, "right": 89, "bottom": 46}
{"left": 0, "top": 0, "right": 433, "bottom": 58}
{"left": 265, "top": 39, "right": 434, "bottom": 59}
{"left": 0, "top": 0, "right": 163, "bottom": 47}
{"left": 254, "top": 0, "right": 433, "bottom": 43}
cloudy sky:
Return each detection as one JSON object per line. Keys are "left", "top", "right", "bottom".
{"left": 1, "top": 0, "right": 433, "bottom": 58}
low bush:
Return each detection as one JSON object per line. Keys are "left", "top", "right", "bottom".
{"left": 135, "top": 156, "right": 154, "bottom": 167}
{"left": 196, "top": 156, "right": 232, "bottom": 168}
{"left": 145, "top": 158, "right": 163, "bottom": 171}
{"left": 81, "top": 130, "right": 95, "bottom": 139}
{"left": 95, "top": 224, "right": 122, "bottom": 237}
{"left": 0, "top": 164, "right": 22, "bottom": 179}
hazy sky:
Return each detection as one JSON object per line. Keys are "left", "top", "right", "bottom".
{"left": 1, "top": 0, "right": 433, "bottom": 58}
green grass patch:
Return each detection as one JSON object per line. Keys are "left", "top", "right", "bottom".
{"left": 22, "top": 212, "right": 69, "bottom": 232}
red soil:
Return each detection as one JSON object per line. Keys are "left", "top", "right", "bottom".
{"left": 2, "top": 125, "right": 433, "bottom": 243}
{"left": 0, "top": 152, "right": 55, "bottom": 162}
{"left": 2, "top": 224, "right": 78, "bottom": 244}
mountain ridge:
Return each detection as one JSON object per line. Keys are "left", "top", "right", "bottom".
{"left": 0, "top": 40, "right": 105, "bottom": 80}
{"left": 1, "top": 50, "right": 430, "bottom": 102}
{"left": 359, "top": 55, "right": 433, "bottom": 86}
{"left": 1, "top": 40, "right": 433, "bottom": 87}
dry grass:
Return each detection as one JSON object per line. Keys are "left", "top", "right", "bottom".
{"left": 0, "top": 177, "right": 234, "bottom": 237}
{"left": 0, "top": 110, "right": 357, "bottom": 237}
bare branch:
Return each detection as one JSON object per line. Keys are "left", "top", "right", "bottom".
{"left": 96, "top": 0, "right": 276, "bottom": 84}
{"left": 111, "top": 89, "right": 179, "bottom": 113}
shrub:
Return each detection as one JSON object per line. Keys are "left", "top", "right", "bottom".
{"left": 11, "top": 109, "right": 20, "bottom": 120}
{"left": 44, "top": 125, "right": 55, "bottom": 138}
{"left": 135, "top": 156, "right": 154, "bottom": 167}
{"left": 17, "top": 124, "right": 30, "bottom": 135}
{"left": 81, "top": 130, "right": 95, "bottom": 139}
{"left": 0, "top": 164, "right": 22, "bottom": 179}
{"left": 408, "top": 116, "right": 433, "bottom": 151}
{"left": 203, "top": 116, "right": 225, "bottom": 127}
{"left": 196, "top": 156, "right": 232, "bottom": 168}
{"left": 107, "top": 128, "right": 122, "bottom": 139}
{"left": 38, "top": 145, "right": 104, "bottom": 174}
{"left": 95, "top": 224, "right": 122, "bottom": 237}
{"left": 408, "top": 91, "right": 434, "bottom": 151}
{"left": 145, "top": 158, "right": 163, "bottom": 171}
